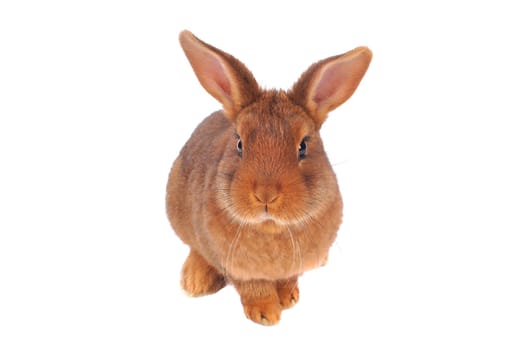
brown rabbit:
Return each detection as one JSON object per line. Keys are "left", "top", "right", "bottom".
{"left": 167, "top": 30, "right": 372, "bottom": 325}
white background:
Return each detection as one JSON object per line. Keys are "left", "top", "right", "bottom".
{"left": 1, "top": 1, "right": 526, "bottom": 349}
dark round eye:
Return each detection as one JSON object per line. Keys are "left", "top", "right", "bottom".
{"left": 298, "top": 138, "right": 307, "bottom": 160}
{"left": 236, "top": 138, "right": 243, "bottom": 157}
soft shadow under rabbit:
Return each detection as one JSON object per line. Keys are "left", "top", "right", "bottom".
{"left": 167, "top": 30, "right": 372, "bottom": 325}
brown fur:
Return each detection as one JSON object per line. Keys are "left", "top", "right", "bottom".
{"left": 167, "top": 30, "right": 372, "bottom": 325}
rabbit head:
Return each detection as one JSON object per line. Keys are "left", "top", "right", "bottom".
{"left": 178, "top": 30, "right": 371, "bottom": 233}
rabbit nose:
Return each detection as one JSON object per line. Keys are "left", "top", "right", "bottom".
{"left": 254, "top": 183, "right": 280, "bottom": 205}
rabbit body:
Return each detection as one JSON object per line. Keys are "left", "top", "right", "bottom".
{"left": 167, "top": 31, "right": 371, "bottom": 325}
{"left": 167, "top": 104, "right": 341, "bottom": 281}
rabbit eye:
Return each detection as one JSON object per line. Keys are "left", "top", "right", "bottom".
{"left": 298, "top": 138, "right": 308, "bottom": 160}
{"left": 236, "top": 138, "right": 243, "bottom": 157}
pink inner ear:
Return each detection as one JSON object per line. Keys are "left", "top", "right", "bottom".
{"left": 202, "top": 53, "right": 231, "bottom": 97}
{"left": 312, "top": 62, "right": 345, "bottom": 105}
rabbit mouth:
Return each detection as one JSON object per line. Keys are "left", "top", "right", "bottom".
{"left": 223, "top": 202, "right": 314, "bottom": 232}
{"left": 249, "top": 215, "right": 292, "bottom": 231}
{"left": 257, "top": 210, "right": 279, "bottom": 223}
{"left": 242, "top": 209, "right": 279, "bottom": 225}
{"left": 225, "top": 203, "right": 289, "bottom": 227}
{"left": 247, "top": 206, "right": 303, "bottom": 228}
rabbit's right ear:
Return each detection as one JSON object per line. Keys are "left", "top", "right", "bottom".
{"left": 179, "top": 31, "right": 261, "bottom": 119}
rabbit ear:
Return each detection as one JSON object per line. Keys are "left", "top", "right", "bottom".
{"left": 179, "top": 30, "right": 260, "bottom": 119}
{"left": 289, "top": 47, "right": 372, "bottom": 129}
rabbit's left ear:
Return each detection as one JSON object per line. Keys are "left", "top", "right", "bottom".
{"left": 289, "top": 47, "right": 372, "bottom": 129}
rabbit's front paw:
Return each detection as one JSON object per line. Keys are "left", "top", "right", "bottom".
{"left": 277, "top": 281, "right": 299, "bottom": 309}
{"left": 242, "top": 297, "right": 282, "bottom": 326}
{"left": 180, "top": 250, "right": 226, "bottom": 297}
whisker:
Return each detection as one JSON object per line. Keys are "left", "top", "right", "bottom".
{"left": 300, "top": 208, "right": 325, "bottom": 229}
{"left": 285, "top": 224, "right": 303, "bottom": 277}
{"left": 331, "top": 160, "right": 349, "bottom": 167}
{"left": 224, "top": 220, "right": 242, "bottom": 277}
{"left": 294, "top": 209, "right": 329, "bottom": 267}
